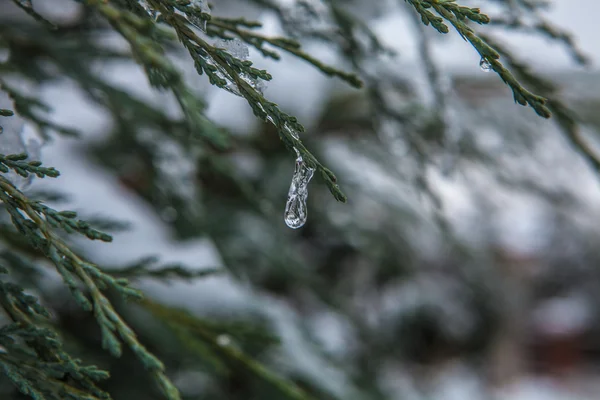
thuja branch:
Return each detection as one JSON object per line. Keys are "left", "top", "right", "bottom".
{"left": 0, "top": 172, "right": 181, "bottom": 400}
{"left": 404, "top": 0, "right": 552, "bottom": 118}
{"left": 83, "top": 0, "right": 228, "bottom": 149}
{"left": 152, "top": 2, "right": 347, "bottom": 202}
{"left": 207, "top": 17, "right": 363, "bottom": 88}
{"left": 0, "top": 268, "right": 111, "bottom": 400}
{"left": 488, "top": 17, "right": 589, "bottom": 65}
{"left": 479, "top": 33, "right": 600, "bottom": 177}
{"left": 112, "top": 256, "right": 223, "bottom": 282}
{"left": 143, "top": 299, "right": 316, "bottom": 400}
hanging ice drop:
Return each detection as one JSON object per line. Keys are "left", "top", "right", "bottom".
{"left": 284, "top": 149, "right": 314, "bottom": 229}
{"left": 479, "top": 57, "right": 492, "bottom": 72}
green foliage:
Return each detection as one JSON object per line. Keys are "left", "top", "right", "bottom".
{"left": 0, "top": 154, "right": 59, "bottom": 179}
{"left": 405, "top": 0, "right": 551, "bottom": 117}
{"left": 112, "top": 256, "right": 223, "bottom": 282}
{"left": 0, "top": 267, "right": 111, "bottom": 400}
{"left": 0, "top": 0, "right": 596, "bottom": 400}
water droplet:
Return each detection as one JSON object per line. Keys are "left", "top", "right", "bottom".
{"left": 284, "top": 148, "right": 314, "bottom": 229}
{"left": 479, "top": 57, "right": 492, "bottom": 72}
{"left": 216, "top": 334, "right": 232, "bottom": 347}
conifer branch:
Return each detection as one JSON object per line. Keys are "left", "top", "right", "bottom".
{"left": 479, "top": 33, "right": 600, "bottom": 177}
{"left": 207, "top": 17, "right": 363, "bottom": 88}
{"left": 112, "top": 256, "right": 223, "bottom": 282}
{"left": 143, "top": 299, "right": 316, "bottom": 400}
{"left": 10, "top": 0, "right": 57, "bottom": 31}
{"left": 404, "top": 0, "right": 552, "bottom": 118}
{"left": 82, "top": 0, "right": 228, "bottom": 149}
{"left": 0, "top": 173, "right": 181, "bottom": 400}
{"left": 488, "top": 18, "right": 589, "bottom": 65}
{"left": 148, "top": 1, "right": 347, "bottom": 202}
{"left": 0, "top": 267, "right": 111, "bottom": 400}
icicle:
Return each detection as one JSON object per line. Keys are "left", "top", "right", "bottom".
{"left": 284, "top": 147, "right": 314, "bottom": 229}
{"left": 479, "top": 57, "right": 492, "bottom": 72}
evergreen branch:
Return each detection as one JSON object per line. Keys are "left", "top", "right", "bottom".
{"left": 143, "top": 299, "right": 316, "bottom": 400}
{"left": 83, "top": 0, "right": 228, "bottom": 149}
{"left": 207, "top": 17, "right": 363, "bottom": 88}
{"left": 10, "top": 0, "right": 58, "bottom": 31}
{"left": 488, "top": 17, "right": 589, "bottom": 65}
{"left": 404, "top": 0, "right": 552, "bottom": 118}
{"left": 0, "top": 153, "right": 60, "bottom": 179}
{"left": 151, "top": 2, "right": 347, "bottom": 202}
{"left": 0, "top": 177, "right": 181, "bottom": 400}
{"left": 0, "top": 155, "right": 110, "bottom": 242}
{"left": 479, "top": 33, "right": 600, "bottom": 177}
{"left": 111, "top": 256, "right": 223, "bottom": 282}
{"left": 29, "top": 206, "right": 113, "bottom": 243}
{"left": 0, "top": 268, "right": 111, "bottom": 400}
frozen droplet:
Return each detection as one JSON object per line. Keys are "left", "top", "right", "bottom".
{"left": 284, "top": 148, "right": 314, "bottom": 229}
{"left": 216, "top": 334, "right": 232, "bottom": 347}
{"left": 160, "top": 206, "right": 178, "bottom": 222}
{"left": 479, "top": 57, "right": 492, "bottom": 72}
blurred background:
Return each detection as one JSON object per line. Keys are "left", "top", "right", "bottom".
{"left": 2, "top": 0, "right": 600, "bottom": 399}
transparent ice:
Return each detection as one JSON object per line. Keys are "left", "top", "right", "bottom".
{"left": 284, "top": 148, "right": 315, "bottom": 229}
{"left": 479, "top": 58, "right": 492, "bottom": 72}
{"left": 202, "top": 39, "right": 266, "bottom": 97}
{"left": 254, "top": 107, "right": 312, "bottom": 229}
